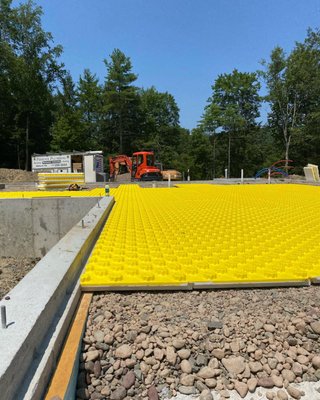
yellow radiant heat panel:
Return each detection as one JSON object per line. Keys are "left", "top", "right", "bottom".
{"left": 80, "top": 184, "right": 320, "bottom": 288}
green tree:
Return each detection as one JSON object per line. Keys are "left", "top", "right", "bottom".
{"left": 0, "top": 31, "right": 18, "bottom": 166}
{"left": 188, "top": 129, "right": 213, "bottom": 180}
{"left": 261, "top": 47, "right": 296, "bottom": 168}
{"left": 102, "top": 49, "right": 140, "bottom": 154}
{"left": 137, "top": 86, "right": 182, "bottom": 167}
{"left": 51, "top": 74, "right": 86, "bottom": 151}
{"left": 140, "top": 86, "right": 179, "bottom": 132}
{"left": 287, "top": 29, "right": 320, "bottom": 168}
{"left": 77, "top": 68, "right": 102, "bottom": 148}
{"left": 172, "top": 128, "right": 193, "bottom": 177}
{"left": 261, "top": 30, "right": 320, "bottom": 171}
{"left": 200, "top": 69, "right": 261, "bottom": 177}
{"left": 0, "top": 0, "right": 63, "bottom": 169}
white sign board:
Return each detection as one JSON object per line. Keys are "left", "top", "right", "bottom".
{"left": 32, "top": 155, "right": 71, "bottom": 170}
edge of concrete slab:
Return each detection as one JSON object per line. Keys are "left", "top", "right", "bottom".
{"left": 0, "top": 196, "right": 114, "bottom": 400}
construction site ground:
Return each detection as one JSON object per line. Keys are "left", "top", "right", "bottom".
{"left": 1, "top": 180, "right": 320, "bottom": 399}
{"left": 0, "top": 257, "right": 39, "bottom": 300}
{"left": 80, "top": 288, "right": 320, "bottom": 400}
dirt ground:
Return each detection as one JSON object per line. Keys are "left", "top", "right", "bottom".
{"left": 0, "top": 168, "right": 38, "bottom": 183}
{"left": 0, "top": 257, "right": 39, "bottom": 299}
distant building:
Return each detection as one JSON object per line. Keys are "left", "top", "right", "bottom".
{"left": 31, "top": 151, "right": 105, "bottom": 183}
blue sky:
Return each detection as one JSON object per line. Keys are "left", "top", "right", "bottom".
{"left": 19, "top": 0, "right": 320, "bottom": 129}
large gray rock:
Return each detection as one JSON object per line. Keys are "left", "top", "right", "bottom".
{"left": 115, "top": 344, "right": 132, "bottom": 359}
{"left": 154, "top": 348, "right": 164, "bottom": 361}
{"left": 212, "top": 349, "right": 224, "bottom": 360}
{"left": 277, "top": 390, "right": 288, "bottom": 400}
{"left": 207, "top": 320, "right": 223, "bottom": 330}
{"left": 264, "top": 324, "right": 276, "bottom": 333}
{"left": 222, "top": 356, "right": 246, "bottom": 375}
{"left": 258, "top": 377, "right": 274, "bottom": 388}
{"left": 147, "top": 385, "right": 159, "bottom": 400}
{"left": 272, "top": 374, "right": 283, "bottom": 388}
{"left": 172, "top": 339, "right": 186, "bottom": 349}
{"left": 234, "top": 381, "right": 248, "bottom": 398}
{"left": 287, "top": 385, "right": 304, "bottom": 399}
{"left": 312, "top": 355, "right": 320, "bottom": 369}
{"left": 180, "top": 374, "right": 195, "bottom": 386}
{"left": 93, "top": 360, "right": 101, "bottom": 378}
{"left": 177, "top": 349, "right": 191, "bottom": 359}
{"left": 247, "top": 377, "right": 257, "bottom": 392}
{"left": 282, "top": 369, "right": 295, "bottom": 383}
{"left": 110, "top": 386, "right": 126, "bottom": 400}
{"left": 197, "top": 366, "right": 216, "bottom": 379}
{"left": 86, "top": 350, "right": 100, "bottom": 362}
{"left": 122, "top": 371, "right": 135, "bottom": 389}
{"left": 181, "top": 359, "right": 192, "bottom": 373}
{"left": 166, "top": 346, "right": 177, "bottom": 365}
{"left": 310, "top": 321, "right": 320, "bottom": 334}
{"left": 93, "top": 330, "right": 104, "bottom": 342}
{"left": 249, "top": 361, "right": 262, "bottom": 373}
{"left": 199, "top": 389, "right": 213, "bottom": 400}
{"left": 178, "top": 385, "right": 197, "bottom": 395}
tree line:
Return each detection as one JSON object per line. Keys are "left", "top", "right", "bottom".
{"left": 1, "top": 0, "right": 320, "bottom": 179}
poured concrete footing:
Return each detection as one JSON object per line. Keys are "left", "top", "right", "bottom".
{"left": 0, "top": 196, "right": 114, "bottom": 400}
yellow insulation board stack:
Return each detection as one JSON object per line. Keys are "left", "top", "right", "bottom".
{"left": 81, "top": 184, "right": 320, "bottom": 288}
{"left": 37, "top": 173, "right": 85, "bottom": 190}
{"left": 303, "top": 164, "right": 320, "bottom": 182}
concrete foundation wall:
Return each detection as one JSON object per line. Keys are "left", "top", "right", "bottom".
{"left": 0, "top": 196, "right": 114, "bottom": 400}
{"left": 0, "top": 197, "right": 101, "bottom": 257}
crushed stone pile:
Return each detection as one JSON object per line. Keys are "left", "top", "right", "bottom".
{"left": 0, "top": 168, "right": 38, "bottom": 183}
{"left": 78, "top": 287, "right": 320, "bottom": 399}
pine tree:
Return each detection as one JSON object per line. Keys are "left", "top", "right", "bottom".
{"left": 102, "top": 49, "right": 140, "bottom": 154}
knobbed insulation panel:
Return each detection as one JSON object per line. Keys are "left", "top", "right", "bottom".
{"left": 80, "top": 184, "right": 320, "bottom": 288}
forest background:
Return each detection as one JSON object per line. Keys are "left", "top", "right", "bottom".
{"left": 1, "top": 1, "right": 320, "bottom": 179}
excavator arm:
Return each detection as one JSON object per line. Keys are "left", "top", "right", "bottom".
{"left": 109, "top": 155, "right": 132, "bottom": 181}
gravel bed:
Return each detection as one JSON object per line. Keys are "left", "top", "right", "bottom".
{"left": 0, "top": 257, "right": 39, "bottom": 299}
{"left": 78, "top": 287, "right": 320, "bottom": 400}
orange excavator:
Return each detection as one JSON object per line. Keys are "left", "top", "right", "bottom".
{"left": 109, "top": 151, "right": 163, "bottom": 181}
